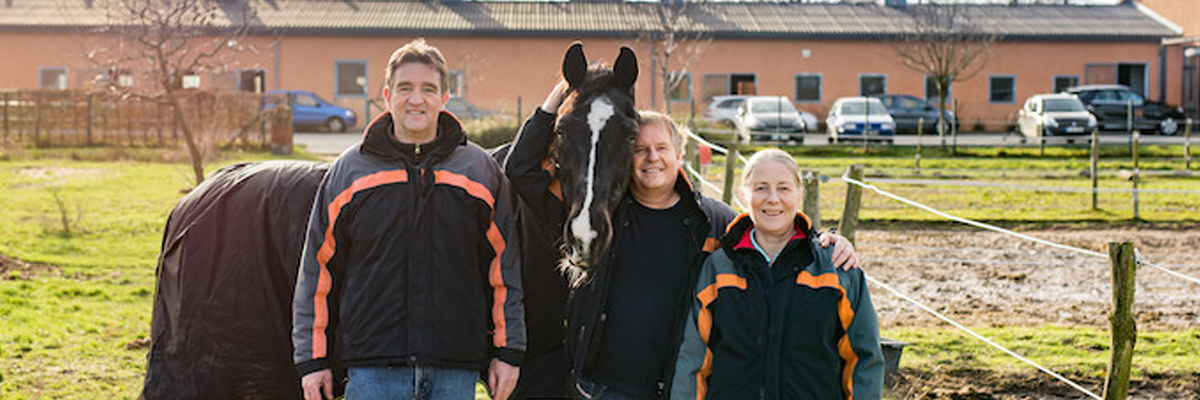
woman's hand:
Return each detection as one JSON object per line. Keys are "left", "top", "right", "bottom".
{"left": 540, "top": 80, "right": 569, "bottom": 114}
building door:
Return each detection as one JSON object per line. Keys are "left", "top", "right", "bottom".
{"left": 1117, "top": 64, "right": 1146, "bottom": 98}
{"left": 731, "top": 74, "right": 756, "bottom": 95}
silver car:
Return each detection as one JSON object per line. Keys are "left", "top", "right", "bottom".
{"left": 734, "top": 96, "right": 808, "bottom": 143}
{"left": 1016, "top": 94, "right": 1096, "bottom": 138}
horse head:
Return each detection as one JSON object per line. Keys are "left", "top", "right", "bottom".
{"left": 553, "top": 42, "right": 639, "bottom": 276}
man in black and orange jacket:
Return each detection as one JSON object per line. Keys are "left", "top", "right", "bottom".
{"left": 292, "top": 39, "right": 524, "bottom": 400}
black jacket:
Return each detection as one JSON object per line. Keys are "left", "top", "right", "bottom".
{"left": 672, "top": 213, "right": 884, "bottom": 400}
{"left": 564, "top": 176, "right": 733, "bottom": 398}
{"left": 497, "top": 110, "right": 573, "bottom": 398}
{"left": 292, "top": 112, "right": 525, "bottom": 376}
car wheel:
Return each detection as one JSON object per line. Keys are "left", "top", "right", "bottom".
{"left": 1158, "top": 117, "right": 1179, "bottom": 136}
{"left": 326, "top": 117, "right": 347, "bottom": 133}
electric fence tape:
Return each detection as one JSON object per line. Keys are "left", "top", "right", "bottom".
{"left": 841, "top": 174, "right": 1200, "bottom": 286}
{"left": 864, "top": 273, "right": 1103, "bottom": 400}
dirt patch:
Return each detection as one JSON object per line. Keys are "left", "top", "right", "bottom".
{"left": 0, "top": 254, "right": 61, "bottom": 280}
{"left": 860, "top": 227, "right": 1200, "bottom": 330}
{"left": 889, "top": 368, "right": 1200, "bottom": 400}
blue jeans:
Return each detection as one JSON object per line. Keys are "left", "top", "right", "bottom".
{"left": 346, "top": 366, "right": 478, "bottom": 400}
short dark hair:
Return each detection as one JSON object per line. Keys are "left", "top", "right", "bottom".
{"left": 385, "top": 38, "right": 449, "bottom": 93}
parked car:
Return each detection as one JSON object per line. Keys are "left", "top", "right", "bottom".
{"left": 733, "top": 96, "right": 809, "bottom": 143}
{"left": 825, "top": 97, "right": 895, "bottom": 144}
{"left": 268, "top": 90, "right": 357, "bottom": 132}
{"left": 703, "top": 95, "right": 750, "bottom": 127}
{"left": 875, "top": 94, "right": 956, "bottom": 134}
{"left": 1016, "top": 93, "right": 1097, "bottom": 139}
{"left": 1065, "top": 84, "right": 1185, "bottom": 135}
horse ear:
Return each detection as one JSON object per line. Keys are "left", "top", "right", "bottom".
{"left": 563, "top": 42, "right": 587, "bottom": 89}
{"left": 614, "top": 46, "right": 638, "bottom": 91}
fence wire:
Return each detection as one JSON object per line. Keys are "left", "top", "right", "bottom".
{"left": 842, "top": 174, "right": 1200, "bottom": 286}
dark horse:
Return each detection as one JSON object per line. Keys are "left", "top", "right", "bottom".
{"left": 552, "top": 43, "right": 639, "bottom": 276}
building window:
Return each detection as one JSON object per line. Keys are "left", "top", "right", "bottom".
{"left": 859, "top": 74, "right": 886, "bottom": 96}
{"left": 667, "top": 72, "right": 691, "bottom": 102}
{"left": 1053, "top": 75, "right": 1079, "bottom": 93}
{"left": 181, "top": 70, "right": 201, "bottom": 89}
{"left": 336, "top": 60, "right": 368, "bottom": 96}
{"left": 794, "top": 74, "right": 821, "bottom": 103}
{"left": 989, "top": 75, "right": 1016, "bottom": 103}
{"left": 701, "top": 73, "right": 757, "bottom": 102}
{"left": 448, "top": 70, "right": 466, "bottom": 97}
{"left": 39, "top": 67, "right": 68, "bottom": 90}
{"left": 925, "top": 75, "right": 952, "bottom": 101}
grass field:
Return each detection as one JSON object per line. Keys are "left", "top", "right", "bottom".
{"left": 0, "top": 144, "right": 1196, "bottom": 398}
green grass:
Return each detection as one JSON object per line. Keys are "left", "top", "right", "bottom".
{"left": 0, "top": 145, "right": 1197, "bottom": 398}
{"left": 0, "top": 147, "right": 319, "bottom": 399}
{"left": 884, "top": 326, "right": 1200, "bottom": 379}
{"left": 695, "top": 144, "right": 1200, "bottom": 223}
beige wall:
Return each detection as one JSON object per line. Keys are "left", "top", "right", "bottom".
{"left": 1140, "top": 0, "right": 1200, "bottom": 36}
{"left": 0, "top": 31, "right": 1171, "bottom": 129}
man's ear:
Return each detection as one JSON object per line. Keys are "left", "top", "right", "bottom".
{"left": 563, "top": 41, "right": 587, "bottom": 89}
{"left": 614, "top": 46, "right": 638, "bottom": 92}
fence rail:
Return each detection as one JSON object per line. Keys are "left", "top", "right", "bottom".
{"left": 0, "top": 90, "right": 285, "bottom": 149}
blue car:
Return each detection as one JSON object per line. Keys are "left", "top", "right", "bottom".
{"left": 268, "top": 90, "right": 357, "bottom": 132}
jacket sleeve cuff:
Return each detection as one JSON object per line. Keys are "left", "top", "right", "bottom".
{"left": 296, "top": 358, "right": 331, "bottom": 377}
{"left": 495, "top": 348, "right": 524, "bottom": 367}
{"left": 532, "top": 107, "right": 556, "bottom": 123}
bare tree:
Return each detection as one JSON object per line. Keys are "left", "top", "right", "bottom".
{"left": 637, "top": 0, "right": 711, "bottom": 116}
{"left": 81, "top": 0, "right": 256, "bottom": 185}
{"left": 894, "top": 1, "right": 998, "bottom": 147}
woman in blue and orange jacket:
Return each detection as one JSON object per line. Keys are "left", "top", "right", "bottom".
{"left": 671, "top": 148, "right": 884, "bottom": 400}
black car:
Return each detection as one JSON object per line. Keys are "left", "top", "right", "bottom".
{"left": 875, "top": 94, "right": 957, "bottom": 134}
{"left": 1065, "top": 84, "right": 1186, "bottom": 135}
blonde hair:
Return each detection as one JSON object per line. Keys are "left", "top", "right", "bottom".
{"left": 384, "top": 38, "right": 449, "bottom": 93}
{"left": 739, "top": 148, "right": 802, "bottom": 189}
{"left": 637, "top": 110, "right": 688, "bottom": 156}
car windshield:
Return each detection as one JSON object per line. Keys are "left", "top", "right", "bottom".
{"left": 840, "top": 100, "right": 888, "bottom": 116}
{"left": 1044, "top": 98, "right": 1086, "bottom": 112}
{"left": 749, "top": 99, "right": 796, "bottom": 114}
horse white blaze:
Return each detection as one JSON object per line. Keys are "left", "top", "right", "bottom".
{"left": 569, "top": 95, "right": 614, "bottom": 259}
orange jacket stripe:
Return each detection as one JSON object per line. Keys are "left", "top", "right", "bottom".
{"left": 703, "top": 237, "right": 721, "bottom": 253}
{"left": 313, "top": 169, "right": 409, "bottom": 359}
{"left": 696, "top": 273, "right": 748, "bottom": 400}
{"left": 796, "top": 271, "right": 858, "bottom": 400}
{"left": 485, "top": 222, "right": 508, "bottom": 348}
{"left": 433, "top": 170, "right": 509, "bottom": 348}
{"left": 434, "top": 170, "right": 496, "bottom": 209}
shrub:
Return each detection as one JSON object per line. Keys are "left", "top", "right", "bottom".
{"left": 464, "top": 116, "right": 520, "bottom": 149}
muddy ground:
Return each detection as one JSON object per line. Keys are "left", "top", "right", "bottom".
{"left": 859, "top": 226, "right": 1200, "bottom": 399}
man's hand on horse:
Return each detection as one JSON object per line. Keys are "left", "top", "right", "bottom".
{"left": 301, "top": 369, "right": 333, "bottom": 400}
{"left": 818, "top": 230, "right": 860, "bottom": 271}
{"left": 487, "top": 358, "right": 520, "bottom": 400}
{"left": 540, "top": 80, "right": 569, "bottom": 115}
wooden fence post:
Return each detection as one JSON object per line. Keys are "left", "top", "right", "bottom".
{"left": 802, "top": 169, "right": 821, "bottom": 232}
{"left": 839, "top": 164, "right": 864, "bottom": 244}
{"left": 3, "top": 91, "right": 8, "bottom": 140}
{"left": 1091, "top": 128, "right": 1099, "bottom": 211}
{"left": 722, "top": 149, "right": 738, "bottom": 206}
{"left": 1102, "top": 241, "right": 1137, "bottom": 400}
{"left": 915, "top": 118, "right": 923, "bottom": 174}
{"left": 86, "top": 93, "right": 94, "bottom": 146}
{"left": 1132, "top": 130, "right": 1140, "bottom": 221}
{"left": 1185, "top": 117, "right": 1195, "bottom": 169}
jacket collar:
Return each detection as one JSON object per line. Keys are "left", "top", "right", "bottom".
{"left": 360, "top": 111, "right": 467, "bottom": 165}
{"left": 724, "top": 212, "right": 812, "bottom": 253}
